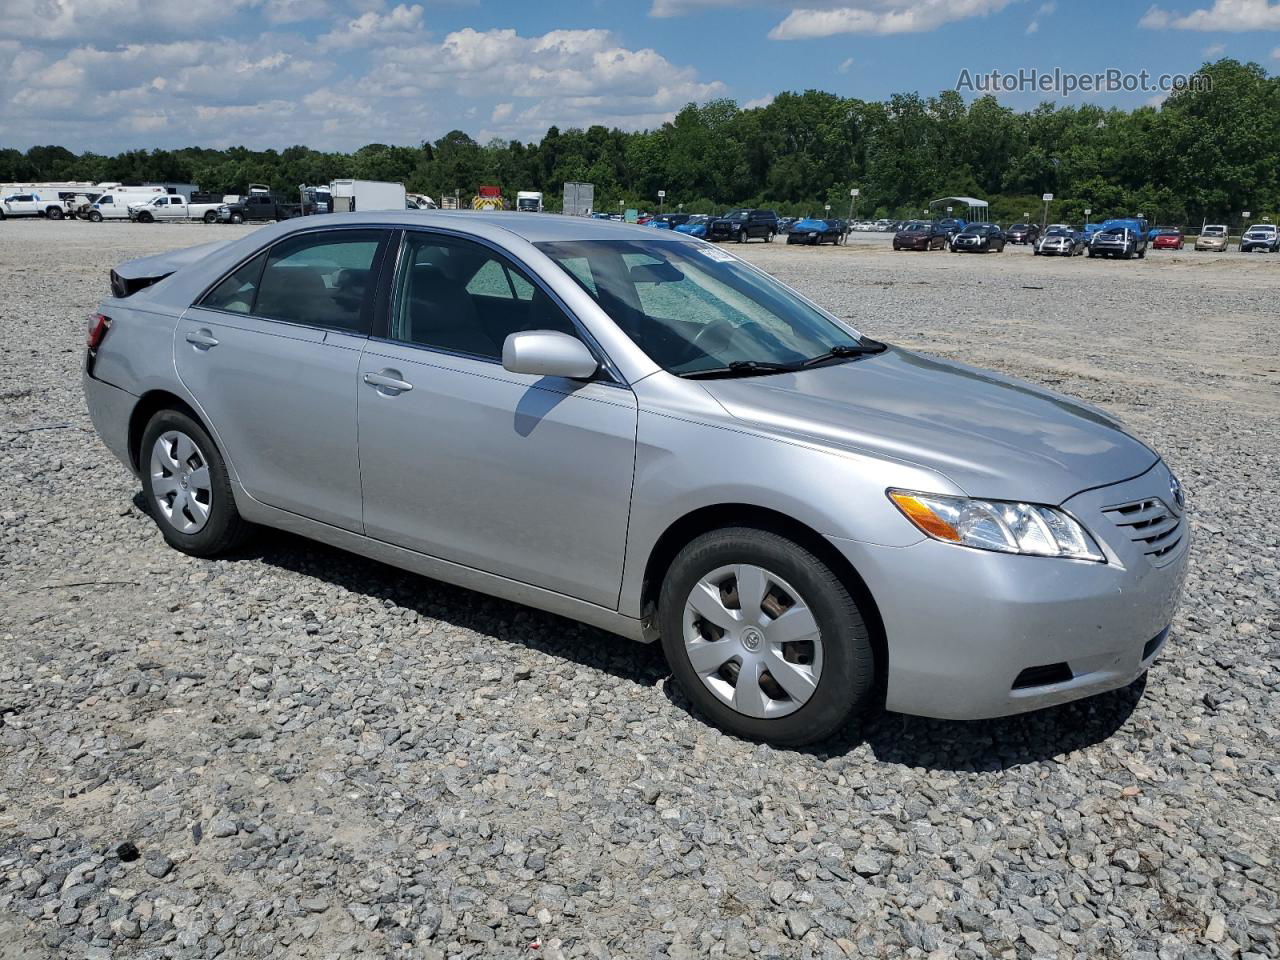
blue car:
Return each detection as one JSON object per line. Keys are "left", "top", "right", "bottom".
{"left": 674, "top": 214, "right": 712, "bottom": 238}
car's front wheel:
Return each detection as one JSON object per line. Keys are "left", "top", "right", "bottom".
{"left": 659, "top": 527, "right": 875, "bottom": 746}
{"left": 203, "top": 210, "right": 217, "bottom": 223}
{"left": 140, "top": 410, "right": 250, "bottom": 557}
{"left": 230, "top": 213, "right": 244, "bottom": 224}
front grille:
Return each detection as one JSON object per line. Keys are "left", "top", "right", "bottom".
{"left": 1102, "top": 497, "right": 1183, "bottom": 565}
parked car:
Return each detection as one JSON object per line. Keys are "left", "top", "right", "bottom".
{"left": 776, "top": 216, "right": 799, "bottom": 235}
{"left": 1240, "top": 223, "right": 1279, "bottom": 253}
{"left": 1034, "top": 228, "right": 1085, "bottom": 257}
{"left": 1004, "top": 223, "right": 1040, "bottom": 245}
{"left": 649, "top": 213, "right": 692, "bottom": 230}
{"left": 893, "top": 221, "right": 947, "bottom": 251}
{"left": 707, "top": 208, "right": 778, "bottom": 243}
{"left": 1146, "top": 225, "right": 1179, "bottom": 242}
{"left": 951, "top": 223, "right": 1006, "bottom": 253}
{"left": 1088, "top": 226, "right": 1144, "bottom": 259}
{"left": 1193, "top": 225, "right": 1229, "bottom": 251}
{"left": 935, "top": 218, "right": 966, "bottom": 242}
{"left": 674, "top": 214, "right": 713, "bottom": 238}
{"left": 84, "top": 213, "right": 1188, "bottom": 745}
{"left": 0, "top": 190, "right": 72, "bottom": 220}
{"left": 129, "top": 194, "right": 223, "bottom": 223}
{"left": 85, "top": 192, "right": 169, "bottom": 222}
{"left": 217, "top": 193, "right": 302, "bottom": 224}
{"left": 1151, "top": 229, "right": 1184, "bottom": 251}
{"left": 785, "top": 218, "right": 843, "bottom": 245}
{"left": 1097, "top": 218, "right": 1149, "bottom": 255}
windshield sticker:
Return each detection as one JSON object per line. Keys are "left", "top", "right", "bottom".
{"left": 697, "top": 245, "right": 737, "bottom": 263}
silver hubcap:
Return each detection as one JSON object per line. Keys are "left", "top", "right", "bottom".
{"left": 682, "top": 564, "right": 823, "bottom": 719}
{"left": 150, "top": 430, "right": 212, "bottom": 534}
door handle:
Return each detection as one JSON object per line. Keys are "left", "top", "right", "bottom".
{"left": 185, "top": 329, "right": 219, "bottom": 349}
{"left": 364, "top": 370, "right": 414, "bottom": 394}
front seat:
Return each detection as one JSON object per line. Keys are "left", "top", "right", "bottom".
{"left": 404, "top": 262, "right": 497, "bottom": 357}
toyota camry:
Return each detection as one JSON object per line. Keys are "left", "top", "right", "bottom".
{"left": 84, "top": 212, "right": 1188, "bottom": 745}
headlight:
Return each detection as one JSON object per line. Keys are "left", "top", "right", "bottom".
{"left": 888, "top": 489, "right": 1105, "bottom": 561}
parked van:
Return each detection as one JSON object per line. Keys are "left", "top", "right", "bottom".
{"left": 85, "top": 190, "right": 168, "bottom": 221}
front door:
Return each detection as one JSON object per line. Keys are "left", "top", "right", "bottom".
{"left": 357, "top": 230, "right": 638, "bottom": 608}
{"left": 175, "top": 227, "right": 391, "bottom": 532}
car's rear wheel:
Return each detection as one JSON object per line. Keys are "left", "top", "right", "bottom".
{"left": 203, "top": 210, "right": 217, "bottom": 223}
{"left": 47, "top": 207, "right": 64, "bottom": 220}
{"left": 659, "top": 527, "right": 875, "bottom": 746}
{"left": 88, "top": 210, "right": 102, "bottom": 222}
{"left": 140, "top": 410, "right": 249, "bottom": 557}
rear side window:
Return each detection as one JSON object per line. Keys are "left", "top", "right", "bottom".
{"left": 253, "top": 230, "right": 385, "bottom": 332}
{"left": 200, "top": 251, "right": 268, "bottom": 314}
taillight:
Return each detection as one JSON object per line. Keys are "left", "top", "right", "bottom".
{"left": 87, "top": 313, "right": 111, "bottom": 351}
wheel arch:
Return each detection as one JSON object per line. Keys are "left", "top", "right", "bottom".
{"left": 641, "top": 503, "right": 887, "bottom": 689}
{"left": 127, "top": 390, "right": 209, "bottom": 472}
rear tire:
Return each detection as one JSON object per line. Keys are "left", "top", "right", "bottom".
{"left": 658, "top": 527, "right": 875, "bottom": 746}
{"left": 139, "top": 410, "right": 250, "bottom": 558}
{"left": 47, "top": 207, "right": 64, "bottom": 220}
{"left": 88, "top": 210, "right": 102, "bottom": 222}
{"left": 203, "top": 210, "right": 217, "bottom": 223}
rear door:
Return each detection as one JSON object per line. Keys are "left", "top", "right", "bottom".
{"left": 175, "top": 227, "right": 392, "bottom": 532}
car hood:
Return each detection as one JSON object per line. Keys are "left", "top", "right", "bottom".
{"left": 697, "top": 347, "right": 1157, "bottom": 504}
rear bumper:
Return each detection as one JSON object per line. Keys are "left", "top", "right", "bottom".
{"left": 826, "top": 464, "right": 1189, "bottom": 720}
{"left": 83, "top": 366, "right": 138, "bottom": 475}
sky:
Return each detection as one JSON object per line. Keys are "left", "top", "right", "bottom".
{"left": 2, "top": 0, "right": 1279, "bottom": 153}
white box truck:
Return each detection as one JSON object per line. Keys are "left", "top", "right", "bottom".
{"left": 329, "top": 179, "right": 407, "bottom": 213}
{"left": 516, "top": 191, "right": 543, "bottom": 212}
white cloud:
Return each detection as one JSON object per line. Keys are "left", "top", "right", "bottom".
{"left": 0, "top": 0, "right": 262, "bottom": 42}
{"left": 318, "top": 3, "right": 425, "bottom": 49}
{"left": 1203, "top": 41, "right": 1226, "bottom": 54}
{"left": 838, "top": 56, "right": 854, "bottom": 72}
{"left": 743, "top": 94, "right": 775, "bottom": 108}
{"left": 1026, "top": 19, "right": 1038, "bottom": 32}
{"left": 0, "top": 22, "right": 726, "bottom": 151}
{"left": 767, "top": 0, "right": 1016, "bottom": 39}
{"left": 1141, "top": 0, "right": 1280, "bottom": 31}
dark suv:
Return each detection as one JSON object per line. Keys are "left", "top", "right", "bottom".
{"left": 707, "top": 208, "right": 779, "bottom": 242}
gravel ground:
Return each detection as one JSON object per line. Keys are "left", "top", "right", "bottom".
{"left": 1, "top": 220, "right": 1277, "bottom": 960}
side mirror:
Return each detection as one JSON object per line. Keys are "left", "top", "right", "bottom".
{"left": 502, "top": 330, "right": 598, "bottom": 380}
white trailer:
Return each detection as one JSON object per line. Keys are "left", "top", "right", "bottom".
{"left": 329, "top": 179, "right": 407, "bottom": 213}
{"left": 516, "top": 191, "right": 543, "bottom": 212}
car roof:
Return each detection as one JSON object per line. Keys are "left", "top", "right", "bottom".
{"left": 274, "top": 210, "right": 704, "bottom": 245}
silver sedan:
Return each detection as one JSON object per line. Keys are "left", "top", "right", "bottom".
{"left": 84, "top": 212, "right": 1188, "bottom": 745}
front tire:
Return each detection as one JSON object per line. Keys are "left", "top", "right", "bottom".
{"left": 737, "top": 229, "right": 747, "bottom": 244}
{"left": 203, "top": 210, "right": 217, "bottom": 223}
{"left": 658, "top": 527, "right": 875, "bottom": 746}
{"left": 88, "top": 210, "right": 102, "bottom": 222}
{"left": 139, "top": 410, "right": 249, "bottom": 557}
{"left": 137, "top": 212, "right": 153, "bottom": 223}
{"left": 230, "top": 213, "right": 244, "bottom": 224}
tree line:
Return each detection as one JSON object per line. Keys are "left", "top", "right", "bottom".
{"left": 2, "top": 59, "right": 1275, "bottom": 226}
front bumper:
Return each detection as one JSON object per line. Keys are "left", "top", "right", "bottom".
{"left": 1194, "top": 240, "right": 1225, "bottom": 250}
{"left": 827, "top": 462, "right": 1189, "bottom": 720}
{"left": 1038, "top": 243, "right": 1072, "bottom": 255}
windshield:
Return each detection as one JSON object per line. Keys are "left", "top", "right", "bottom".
{"left": 536, "top": 239, "right": 868, "bottom": 376}
{"left": 901, "top": 222, "right": 928, "bottom": 232}
{"left": 1203, "top": 226, "right": 1226, "bottom": 235}
{"left": 723, "top": 209, "right": 750, "bottom": 221}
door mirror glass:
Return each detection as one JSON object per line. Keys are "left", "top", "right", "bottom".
{"left": 502, "top": 330, "right": 598, "bottom": 380}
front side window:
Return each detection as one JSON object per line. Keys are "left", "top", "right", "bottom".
{"left": 538, "top": 239, "right": 866, "bottom": 377}
{"left": 391, "top": 233, "right": 577, "bottom": 360}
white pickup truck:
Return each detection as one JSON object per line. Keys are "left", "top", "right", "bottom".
{"left": 128, "top": 194, "right": 223, "bottom": 223}
{"left": 0, "top": 191, "right": 73, "bottom": 220}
